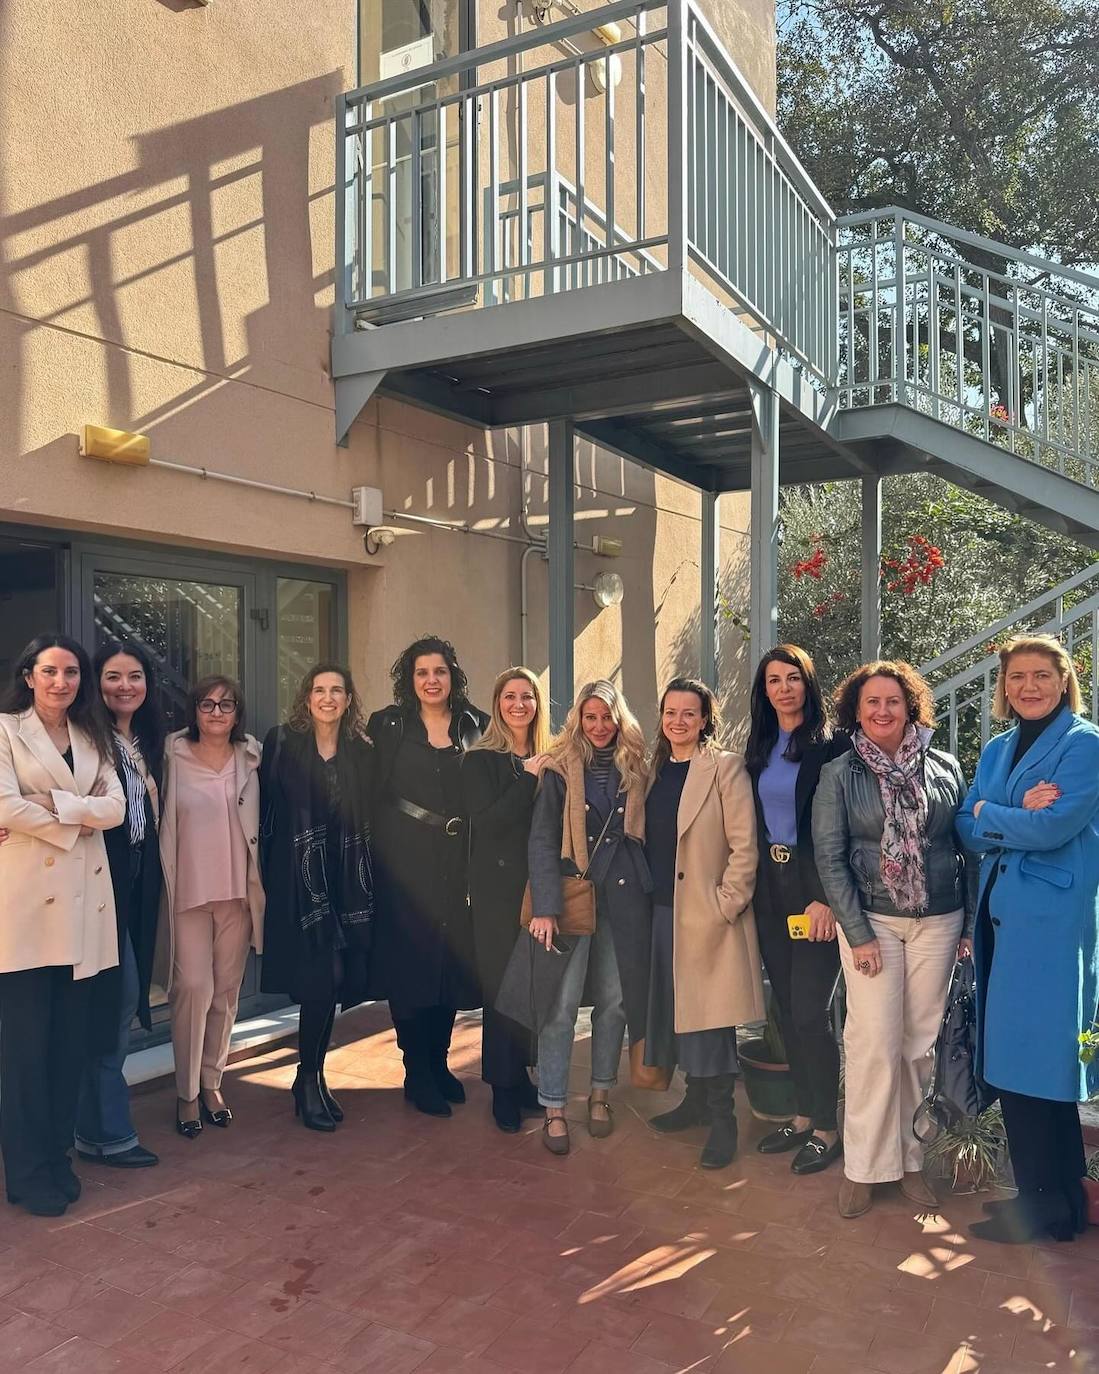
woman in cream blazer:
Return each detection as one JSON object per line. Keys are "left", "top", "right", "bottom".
{"left": 0, "top": 635, "right": 124, "bottom": 1217}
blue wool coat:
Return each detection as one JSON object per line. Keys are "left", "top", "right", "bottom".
{"left": 956, "top": 707, "right": 1099, "bottom": 1102}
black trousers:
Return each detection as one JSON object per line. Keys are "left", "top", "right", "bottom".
{"left": 999, "top": 1089, "right": 1085, "bottom": 1196}
{"left": 755, "top": 851, "right": 841, "bottom": 1130}
{"left": 481, "top": 1004, "right": 532, "bottom": 1088}
{"left": 0, "top": 965, "right": 92, "bottom": 1197}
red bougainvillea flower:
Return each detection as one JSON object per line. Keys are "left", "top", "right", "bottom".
{"left": 881, "top": 534, "right": 945, "bottom": 595}
{"left": 792, "top": 537, "right": 829, "bottom": 581}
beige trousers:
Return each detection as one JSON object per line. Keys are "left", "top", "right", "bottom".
{"left": 838, "top": 909, "right": 963, "bottom": 1183}
{"left": 169, "top": 899, "right": 253, "bottom": 1100}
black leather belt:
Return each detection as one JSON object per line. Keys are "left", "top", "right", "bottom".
{"left": 392, "top": 796, "right": 463, "bottom": 836}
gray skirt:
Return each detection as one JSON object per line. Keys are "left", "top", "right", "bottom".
{"left": 644, "top": 903, "right": 738, "bottom": 1076}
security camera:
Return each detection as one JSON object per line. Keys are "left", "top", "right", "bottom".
{"left": 364, "top": 526, "right": 397, "bottom": 555}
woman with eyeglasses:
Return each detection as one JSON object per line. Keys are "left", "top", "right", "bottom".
{"left": 367, "top": 637, "right": 488, "bottom": 1117}
{"left": 463, "top": 667, "right": 551, "bottom": 1132}
{"left": 158, "top": 676, "right": 265, "bottom": 1138}
{"left": 260, "top": 663, "right": 375, "bottom": 1131}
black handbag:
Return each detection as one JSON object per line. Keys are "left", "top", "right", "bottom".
{"left": 913, "top": 957, "right": 997, "bottom": 1143}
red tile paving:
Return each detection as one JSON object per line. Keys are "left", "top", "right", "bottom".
{"left": 0, "top": 1002, "right": 1097, "bottom": 1373}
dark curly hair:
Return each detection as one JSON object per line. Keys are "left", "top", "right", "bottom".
{"left": 833, "top": 660, "right": 935, "bottom": 734}
{"left": 390, "top": 636, "right": 470, "bottom": 712}
{"left": 94, "top": 638, "right": 166, "bottom": 785}
{"left": 286, "top": 662, "right": 366, "bottom": 738}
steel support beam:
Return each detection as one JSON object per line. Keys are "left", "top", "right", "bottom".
{"left": 700, "top": 491, "right": 719, "bottom": 689}
{"left": 547, "top": 419, "right": 576, "bottom": 731}
{"left": 749, "top": 383, "right": 779, "bottom": 668}
{"left": 861, "top": 475, "right": 882, "bottom": 662}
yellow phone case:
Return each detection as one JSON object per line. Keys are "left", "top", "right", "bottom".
{"left": 787, "top": 914, "right": 810, "bottom": 939}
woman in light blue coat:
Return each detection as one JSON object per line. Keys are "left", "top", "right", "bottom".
{"left": 956, "top": 634, "right": 1099, "bottom": 1245}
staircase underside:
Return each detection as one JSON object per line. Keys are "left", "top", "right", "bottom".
{"left": 334, "top": 270, "right": 1099, "bottom": 547}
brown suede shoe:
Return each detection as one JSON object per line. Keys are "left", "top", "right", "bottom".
{"left": 838, "top": 1178, "right": 874, "bottom": 1218}
{"left": 901, "top": 1171, "right": 939, "bottom": 1209}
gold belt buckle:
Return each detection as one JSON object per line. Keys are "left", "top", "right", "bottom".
{"left": 769, "top": 843, "right": 791, "bottom": 864}
{"left": 444, "top": 816, "right": 462, "bottom": 837}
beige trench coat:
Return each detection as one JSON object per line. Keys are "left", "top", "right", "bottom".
{"left": 153, "top": 730, "right": 265, "bottom": 993}
{"left": 0, "top": 709, "right": 125, "bottom": 980}
{"left": 657, "top": 747, "right": 765, "bottom": 1035}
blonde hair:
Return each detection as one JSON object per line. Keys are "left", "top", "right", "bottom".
{"left": 992, "top": 634, "right": 1081, "bottom": 721}
{"left": 551, "top": 679, "right": 648, "bottom": 790}
{"left": 473, "top": 667, "right": 551, "bottom": 756}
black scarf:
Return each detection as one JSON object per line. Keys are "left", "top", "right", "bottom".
{"left": 274, "top": 728, "right": 374, "bottom": 949}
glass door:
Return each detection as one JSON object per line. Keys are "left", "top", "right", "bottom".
{"left": 0, "top": 535, "right": 63, "bottom": 682}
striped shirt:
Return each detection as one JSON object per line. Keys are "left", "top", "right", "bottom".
{"left": 115, "top": 733, "right": 149, "bottom": 846}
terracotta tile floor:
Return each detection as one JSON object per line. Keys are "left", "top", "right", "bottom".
{"left": 2, "top": 1004, "right": 1097, "bottom": 1373}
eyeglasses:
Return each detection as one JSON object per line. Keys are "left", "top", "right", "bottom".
{"left": 197, "top": 699, "right": 238, "bottom": 715}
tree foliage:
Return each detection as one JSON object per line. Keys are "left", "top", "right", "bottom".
{"left": 777, "top": 0, "right": 1099, "bottom": 265}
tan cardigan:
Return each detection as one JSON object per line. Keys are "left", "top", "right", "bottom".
{"left": 650, "top": 747, "right": 765, "bottom": 1034}
{"left": 0, "top": 709, "right": 125, "bottom": 979}
{"left": 154, "top": 730, "right": 265, "bottom": 992}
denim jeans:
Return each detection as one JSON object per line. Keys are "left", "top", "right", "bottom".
{"left": 74, "top": 931, "right": 140, "bottom": 1157}
{"left": 537, "top": 919, "right": 626, "bottom": 1108}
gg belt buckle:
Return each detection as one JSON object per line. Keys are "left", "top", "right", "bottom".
{"left": 769, "top": 843, "right": 791, "bottom": 864}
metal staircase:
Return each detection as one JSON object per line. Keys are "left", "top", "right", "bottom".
{"left": 331, "top": 0, "right": 1099, "bottom": 681}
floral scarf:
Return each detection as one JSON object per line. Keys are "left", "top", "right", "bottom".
{"left": 853, "top": 724, "right": 928, "bottom": 914}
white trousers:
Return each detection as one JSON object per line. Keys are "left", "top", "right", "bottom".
{"left": 839, "top": 909, "right": 963, "bottom": 1183}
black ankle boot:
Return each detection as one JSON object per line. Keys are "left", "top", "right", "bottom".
{"left": 700, "top": 1075, "right": 738, "bottom": 1169}
{"left": 970, "top": 1192, "right": 1071, "bottom": 1244}
{"left": 430, "top": 1056, "right": 466, "bottom": 1104}
{"left": 650, "top": 1075, "right": 710, "bottom": 1133}
{"left": 292, "top": 1071, "right": 337, "bottom": 1132}
{"left": 318, "top": 1071, "right": 343, "bottom": 1122}
{"left": 492, "top": 1086, "right": 522, "bottom": 1133}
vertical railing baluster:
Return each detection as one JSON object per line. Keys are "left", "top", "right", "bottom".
{"left": 954, "top": 264, "right": 963, "bottom": 414}
{"left": 410, "top": 107, "right": 423, "bottom": 289}
{"left": 488, "top": 87, "right": 500, "bottom": 297}
{"left": 1010, "top": 283, "right": 1020, "bottom": 454}
{"left": 437, "top": 103, "right": 448, "bottom": 285}
{"left": 667, "top": 0, "right": 687, "bottom": 277}
{"left": 545, "top": 69, "right": 558, "bottom": 294}
{"left": 517, "top": 76, "right": 529, "bottom": 297}
{"left": 982, "top": 273, "right": 991, "bottom": 442}
{"left": 461, "top": 92, "right": 474, "bottom": 282}
{"left": 574, "top": 59, "right": 586, "bottom": 281}
{"left": 335, "top": 93, "right": 350, "bottom": 320}
{"left": 604, "top": 38, "right": 616, "bottom": 262}
{"left": 386, "top": 118, "right": 397, "bottom": 297}
{"left": 635, "top": 10, "right": 645, "bottom": 250}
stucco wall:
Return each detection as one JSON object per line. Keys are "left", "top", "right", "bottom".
{"left": 0, "top": 0, "right": 767, "bottom": 734}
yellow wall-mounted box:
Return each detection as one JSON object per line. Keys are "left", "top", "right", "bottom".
{"left": 79, "top": 425, "right": 150, "bottom": 465}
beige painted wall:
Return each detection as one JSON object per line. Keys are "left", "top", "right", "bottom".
{"left": 0, "top": 0, "right": 769, "bottom": 735}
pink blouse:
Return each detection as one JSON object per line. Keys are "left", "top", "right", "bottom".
{"left": 173, "top": 747, "right": 248, "bottom": 913}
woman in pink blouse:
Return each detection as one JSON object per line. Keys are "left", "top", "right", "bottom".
{"left": 157, "top": 677, "right": 264, "bottom": 1137}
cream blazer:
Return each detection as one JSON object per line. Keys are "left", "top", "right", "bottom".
{"left": 0, "top": 708, "right": 125, "bottom": 979}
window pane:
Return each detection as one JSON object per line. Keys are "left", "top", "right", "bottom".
{"left": 277, "top": 578, "right": 335, "bottom": 719}
{"left": 94, "top": 572, "right": 242, "bottom": 731}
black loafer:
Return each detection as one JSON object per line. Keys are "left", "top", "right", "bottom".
{"left": 757, "top": 1123, "right": 813, "bottom": 1155}
{"left": 78, "top": 1145, "right": 160, "bottom": 1169}
{"left": 791, "top": 1135, "right": 843, "bottom": 1175}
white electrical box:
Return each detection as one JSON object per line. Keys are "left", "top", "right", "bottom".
{"left": 351, "top": 486, "right": 384, "bottom": 527}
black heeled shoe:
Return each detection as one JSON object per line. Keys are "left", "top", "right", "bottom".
{"left": 7, "top": 1185, "right": 68, "bottom": 1218}
{"left": 199, "top": 1097, "right": 233, "bottom": 1128}
{"left": 403, "top": 1071, "right": 452, "bottom": 1117}
{"left": 492, "top": 1087, "right": 522, "bottom": 1134}
{"left": 319, "top": 1072, "right": 343, "bottom": 1122}
{"left": 292, "top": 1071, "right": 337, "bottom": 1132}
{"left": 176, "top": 1100, "right": 202, "bottom": 1139}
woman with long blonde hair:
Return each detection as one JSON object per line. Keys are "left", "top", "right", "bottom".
{"left": 526, "top": 680, "right": 652, "bottom": 1154}
{"left": 463, "top": 668, "right": 552, "bottom": 1131}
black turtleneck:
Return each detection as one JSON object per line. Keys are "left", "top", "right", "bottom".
{"left": 1011, "top": 699, "right": 1067, "bottom": 769}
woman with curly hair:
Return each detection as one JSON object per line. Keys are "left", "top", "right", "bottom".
{"left": 367, "top": 637, "right": 488, "bottom": 1117}
{"left": 812, "top": 661, "right": 974, "bottom": 1219}
{"left": 259, "top": 664, "right": 375, "bottom": 1130}
{"left": 527, "top": 680, "right": 652, "bottom": 1154}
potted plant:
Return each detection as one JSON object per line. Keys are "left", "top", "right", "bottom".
{"left": 923, "top": 1104, "right": 1007, "bottom": 1193}
{"left": 738, "top": 994, "right": 799, "bottom": 1122}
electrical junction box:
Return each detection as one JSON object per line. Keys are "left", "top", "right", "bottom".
{"left": 351, "top": 486, "right": 384, "bottom": 526}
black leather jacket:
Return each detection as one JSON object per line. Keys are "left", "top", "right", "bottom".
{"left": 811, "top": 743, "right": 976, "bottom": 947}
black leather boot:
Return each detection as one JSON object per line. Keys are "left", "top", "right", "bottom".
{"left": 292, "top": 1071, "right": 337, "bottom": 1132}
{"left": 700, "top": 1075, "right": 738, "bottom": 1169}
{"left": 426, "top": 1008, "right": 465, "bottom": 1104}
{"left": 649, "top": 1075, "right": 710, "bottom": 1133}
{"left": 318, "top": 1071, "right": 344, "bottom": 1122}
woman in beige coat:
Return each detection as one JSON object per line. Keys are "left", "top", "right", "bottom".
{"left": 0, "top": 635, "right": 124, "bottom": 1216}
{"left": 644, "top": 677, "right": 763, "bottom": 1169}
{"left": 157, "top": 675, "right": 264, "bottom": 1138}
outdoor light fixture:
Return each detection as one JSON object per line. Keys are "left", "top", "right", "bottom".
{"left": 79, "top": 425, "right": 150, "bottom": 466}
{"left": 592, "top": 570, "right": 625, "bottom": 608}
{"left": 364, "top": 526, "right": 398, "bottom": 555}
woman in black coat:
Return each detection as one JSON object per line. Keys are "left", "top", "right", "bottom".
{"left": 462, "top": 667, "right": 551, "bottom": 1132}
{"left": 367, "top": 636, "right": 488, "bottom": 1118}
{"left": 742, "top": 645, "right": 849, "bottom": 1177}
{"left": 260, "top": 663, "right": 375, "bottom": 1131}
{"left": 75, "top": 639, "right": 164, "bottom": 1170}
